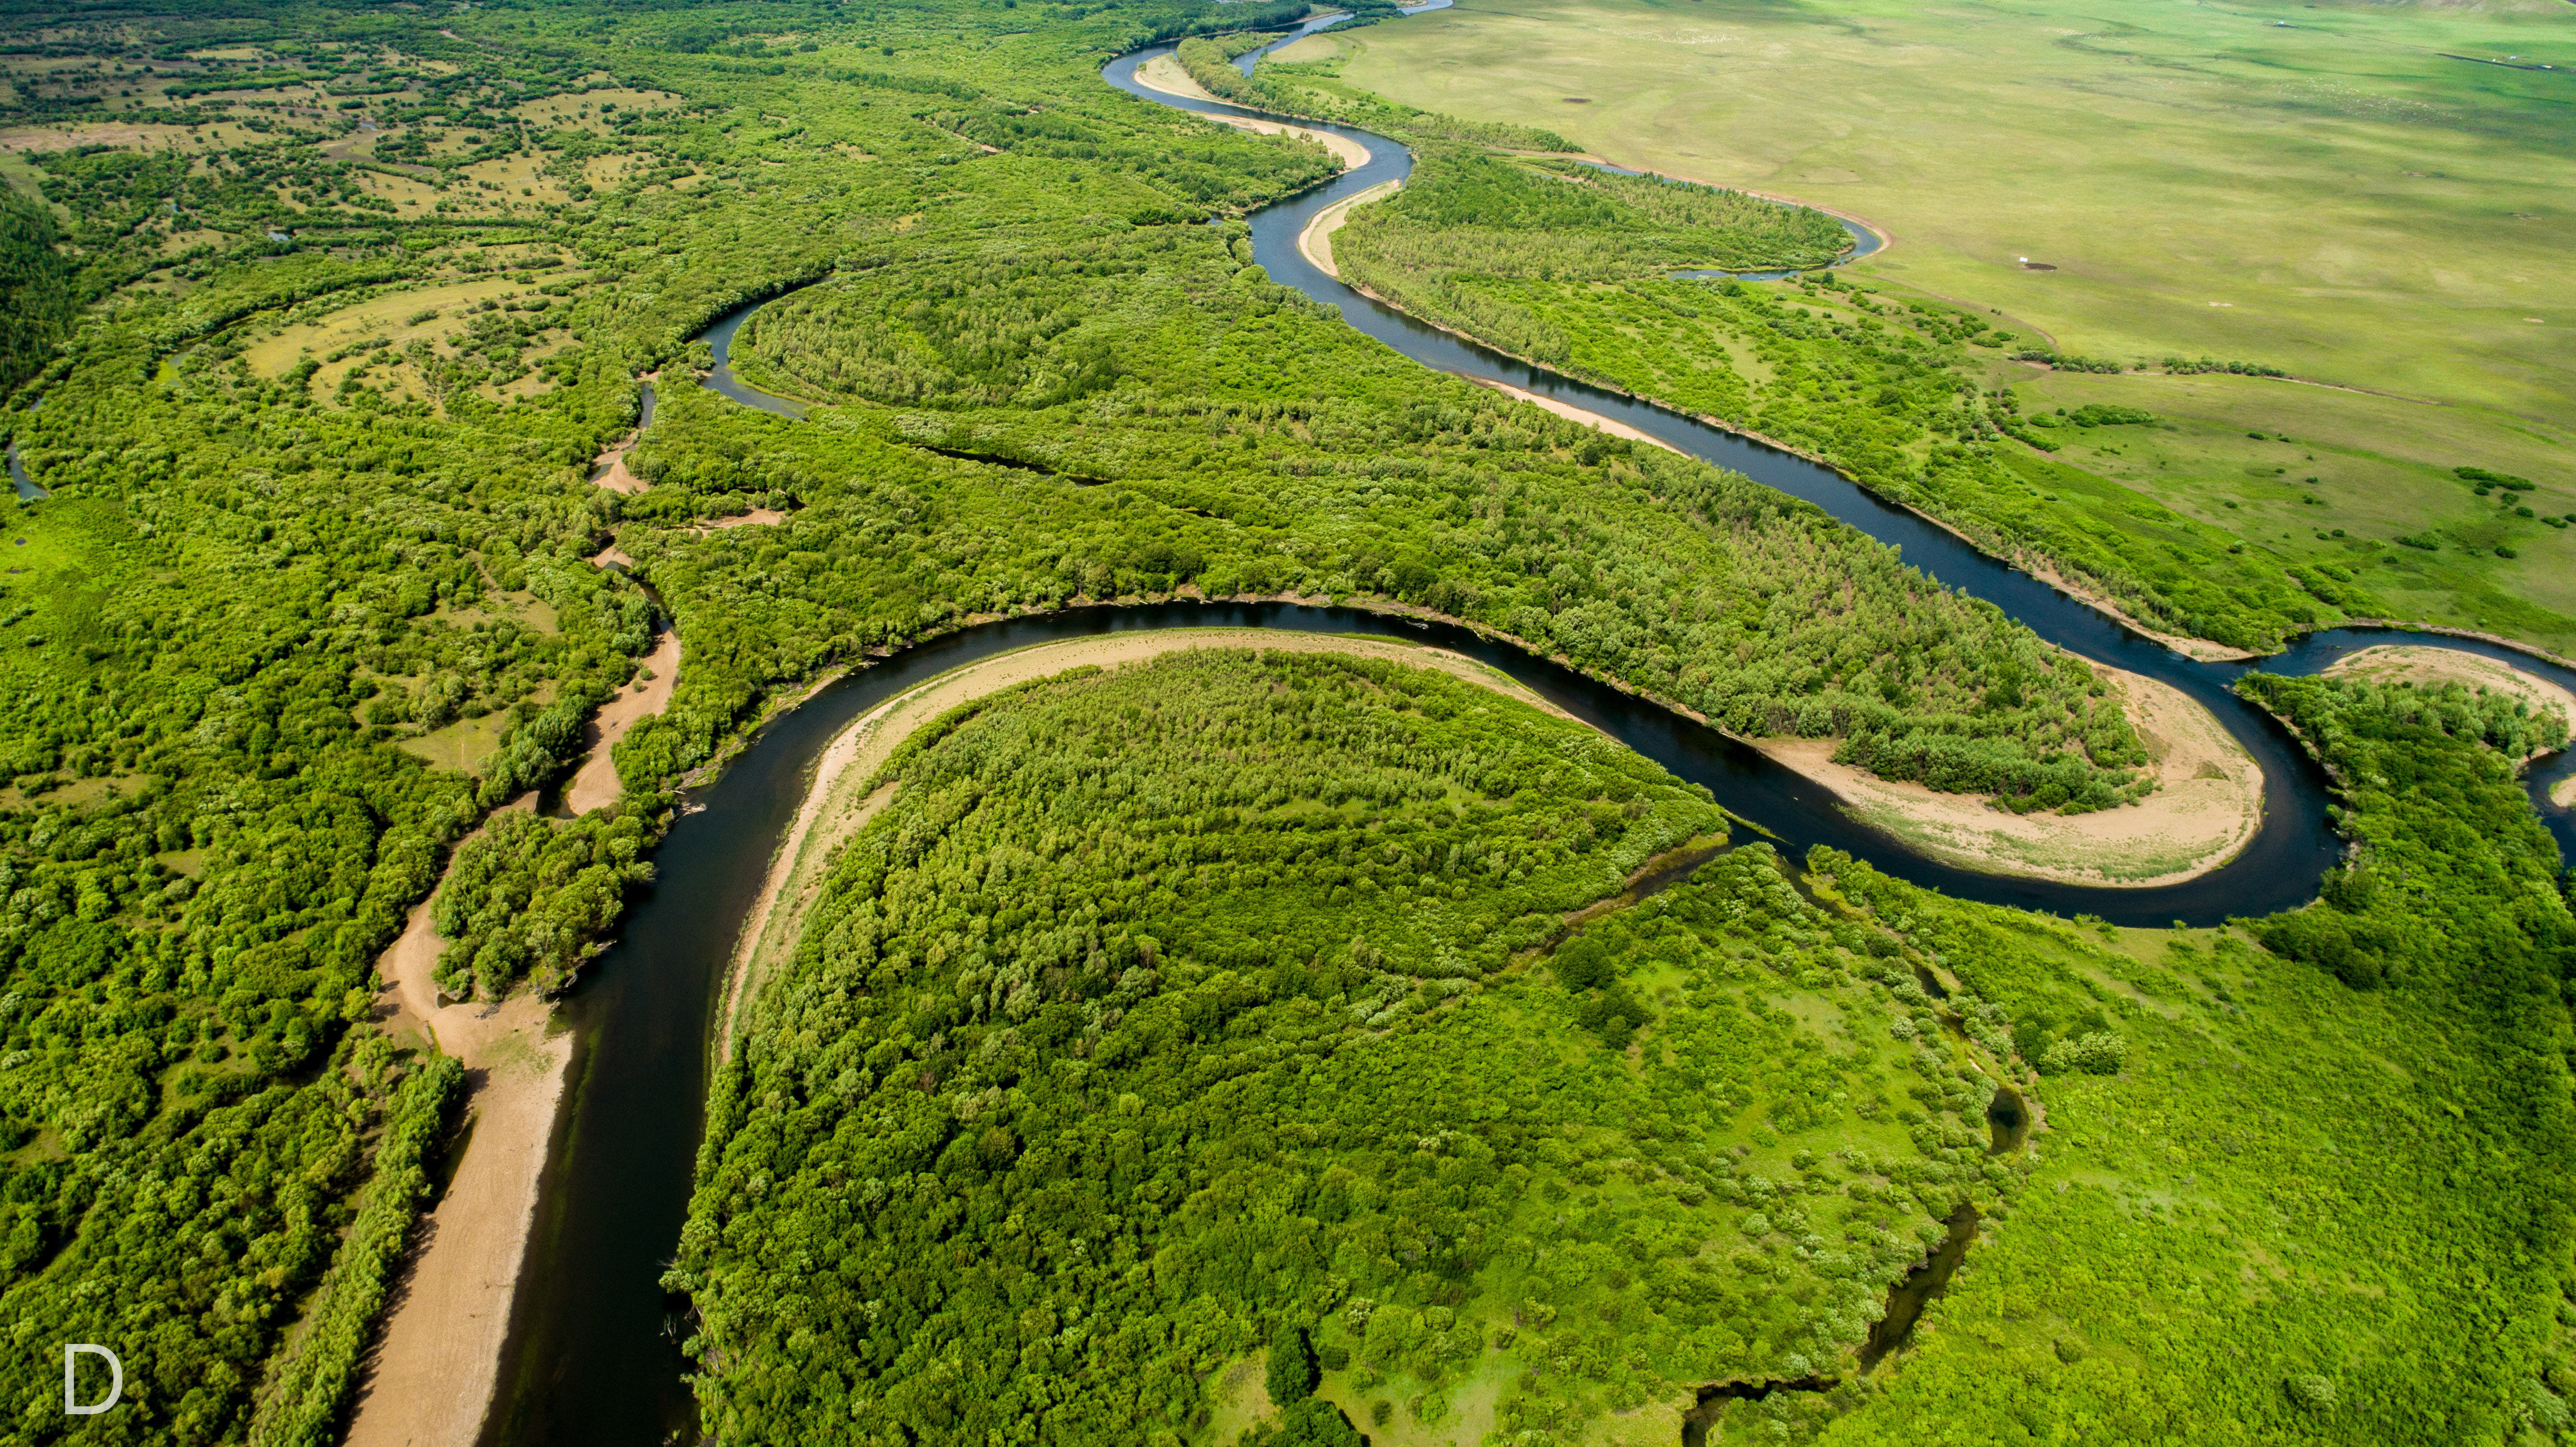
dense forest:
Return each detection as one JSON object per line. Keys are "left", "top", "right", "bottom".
{"left": 677, "top": 650, "right": 2037, "bottom": 1443}
{"left": 703, "top": 227, "right": 2156, "bottom": 811}
{"left": 691, "top": 652, "right": 2576, "bottom": 1444}
{"left": 0, "top": 0, "right": 2567, "bottom": 1441}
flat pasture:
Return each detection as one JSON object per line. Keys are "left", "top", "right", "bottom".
{"left": 1339, "top": 0, "right": 2576, "bottom": 648}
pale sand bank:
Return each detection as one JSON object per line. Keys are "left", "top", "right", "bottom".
{"left": 1758, "top": 664, "right": 2263, "bottom": 887}
{"left": 349, "top": 617, "right": 683, "bottom": 1439}
{"left": 717, "top": 630, "right": 1580, "bottom": 1059}
{"left": 2324, "top": 644, "right": 2575, "bottom": 761}
{"left": 563, "top": 630, "right": 683, "bottom": 815}
{"left": 1469, "top": 377, "right": 1685, "bottom": 456}
{"left": 1133, "top": 52, "right": 1224, "bottom": 104}
{"left": 1204, "top": 111, "right": 1368, "bottom": 169}
{"left": 1130, "top": 55, "right": 1369, "bottom": 167}
{"left": 695, "top": 508, "right": 786, "bottom": 532}
{"left": 1298, "top": 179, "right": 1398, "bottom": 277}
{"left": 344, "top": 904, "right": 570, "bottom": 1447}
{"left": 590, "top": 446, "right": 646, "bottom": 495}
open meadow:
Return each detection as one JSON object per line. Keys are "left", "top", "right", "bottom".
{"left": 1329, "top": 0, "right": 2576, "bottom": 645}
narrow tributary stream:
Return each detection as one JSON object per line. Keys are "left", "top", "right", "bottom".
{"left": 476, "top": 18, "right": 2576, "bottom": 1443}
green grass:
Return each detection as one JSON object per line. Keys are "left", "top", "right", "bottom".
{"left": 1334, "top": 0, "right": 2576, "bottom": 648}
{"left": 1999, "top": 363, "right": 2576, "bottom": 645}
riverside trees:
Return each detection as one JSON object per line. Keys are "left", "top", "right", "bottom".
{"left": 1329, "top": 162, "right": 2335, "bottom": 651}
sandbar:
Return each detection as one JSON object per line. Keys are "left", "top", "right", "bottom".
{"left": 1133, "top": 52, "right": 1226, "bottom": 104}
{"left": 1468, "top": 377, "right": 1684, "bottom": 455}
{"left": 1757, "top": 664, "right": 2263, "bottom": 887}
{"left": 563, "top": 629, "right": 683, "bottom": 815}
{"left": 1131, "top": 56, "right": 1368, "bottom": 168}
{"left": 1298, "top": 178, "right": 1398, "bottom": 277}
{"left": 694, "top": 509, "right": 786, "bottom": 532}
{"left": 343, "top": 903, "right": 570, "bottom": 1447}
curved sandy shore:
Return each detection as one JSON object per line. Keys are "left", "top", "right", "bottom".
{"left": 1131, "top": 54, "right": 1371, "bottom": 168}
{"left": 563, "top": 630, "right": 682, "bottom": 815}
{"left": 1297, "top": 177, "right": 1398, "bottom": 277}
{"left": 716, "top": 630, "right": 1580, "bottom": 1059}
{"left": 349, "top": 620, "right": 686, "bottom": 1443}
{"left": 1468, "top": 376, "right": 1683, "bottom": 456}
{"left": 1756, "top": 663, "right": 2264, "bottom": 888}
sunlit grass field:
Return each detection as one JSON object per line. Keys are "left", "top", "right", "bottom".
{"left": 1999, "top": 362, "right": 2576, "bottom": 639}
{"left": 1334, "top": 0, "right": 2575, "bottom": 640}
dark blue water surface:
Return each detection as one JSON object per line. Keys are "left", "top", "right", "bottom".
{"left": 8, "top": 442, "right": 42, "bottom": 501}
{"left": 484, "top": 22, "right": 2576, "bottom": 1446}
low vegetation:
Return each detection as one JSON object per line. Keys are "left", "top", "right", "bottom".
{"left": 1327, "top": 150, "right": 2340, "bottom": 650}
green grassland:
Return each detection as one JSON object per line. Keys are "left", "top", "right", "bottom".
{"left": 1328, "top": 0, "right": 2576, "bottom": 650}
{"left": 2001, "top": 363, "right": 2576, "bottom": 640}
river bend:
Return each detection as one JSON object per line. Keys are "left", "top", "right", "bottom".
{"left": 480, "top": 21, "right": 2576, "bottom": 1444}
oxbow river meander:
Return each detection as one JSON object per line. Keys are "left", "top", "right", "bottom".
{"left": 475, "top": 18, "right": 2576, "bottom": 1443}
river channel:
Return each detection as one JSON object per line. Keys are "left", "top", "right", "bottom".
{"left": 478, "top": 18, "right": 2576, "bottom": 1444}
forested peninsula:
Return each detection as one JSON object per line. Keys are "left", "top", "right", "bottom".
{"left": 0, "top": 0, "right": 2569, "bottom": 1444}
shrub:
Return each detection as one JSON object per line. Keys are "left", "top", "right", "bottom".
{"left": 1267, "top": 1324, "right": 1318, "bottom": 1407}
{"left": 2257, "top": 907, "right": 2382, "bottom": 989}
{"left": 2040, "top": 1032, "right": 2127, "bottom": 1075}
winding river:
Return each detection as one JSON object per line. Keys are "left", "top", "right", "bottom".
{"left": 479, "top": 20, "right": 2576, "bottom": 1444}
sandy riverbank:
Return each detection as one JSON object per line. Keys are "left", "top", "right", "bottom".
{"left": 716, "top": 630, "right": 1582, "bottom": 1058}
{"left": 2324, "top": 644, "right": 2576, "bottom": 763}
{"left": 563, "top": 630, "right": 683, "bottom": 815}
{"left": 343, "top": 903, "right": 570, "bottom": 1447}
{"left": 348, "top": 604, "right": 687, "bottom": 1440}
{"left": 1467, "top": 377, "right": 1684, "bottom": 456}
{"left": 1130, "top": 54, "right": 1370, "bottom": 167}
{"left": 590, "top": 446, "right": 646, "bottom": 495}
{"left": 1757, "top": 663, "right": 2264, "bottom": 887}
{"left": 695, "top": 508, "right": 785, "bottom": 532}
{"left": 1297, "top": 178, "right": 1397, "bottom": 277}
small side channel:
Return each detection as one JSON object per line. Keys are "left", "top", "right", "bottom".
{"left": 1986, "top": 1082, "right": 2032, "bottom": 1154}
{"left": 1680, "top": 1375, "right": 1841, "bottom": 1446}
{"left": 1858, "top": 1200, "right": 1979, "bottom": 1373}
{"left": 1678, "top": 1198, "right": 1983, "bottom": 1441}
